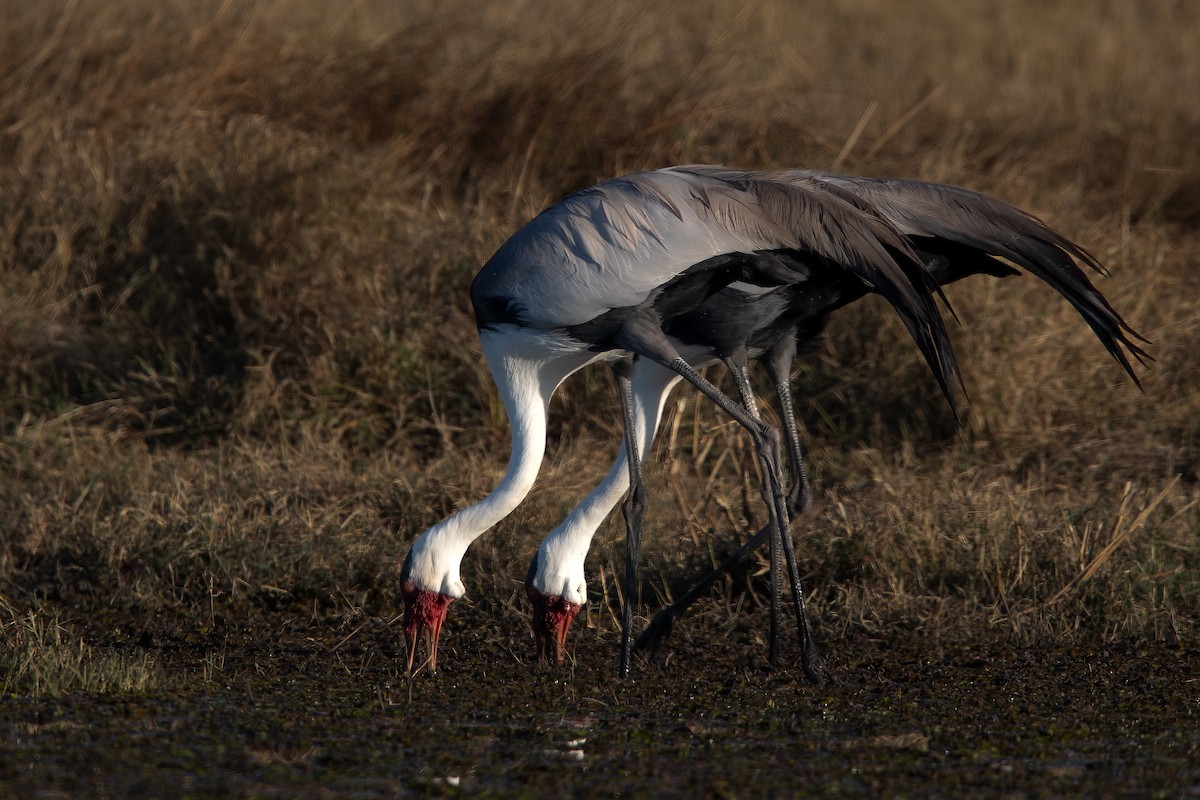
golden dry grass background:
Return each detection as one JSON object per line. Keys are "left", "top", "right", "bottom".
{"left": 1, "top": 0, "right": 1197, "bottom": 659}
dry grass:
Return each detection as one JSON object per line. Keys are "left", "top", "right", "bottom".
{"left": 1, "top": 0, "right": 1197, "bottom": 681}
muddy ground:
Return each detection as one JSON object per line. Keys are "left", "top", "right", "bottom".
{"left": 3, "top": 604, "right": 1196, "bottom": 799}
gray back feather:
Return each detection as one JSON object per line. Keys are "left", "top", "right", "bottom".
{"left": 472, "top": 167, "right": 966, "bottom": 408}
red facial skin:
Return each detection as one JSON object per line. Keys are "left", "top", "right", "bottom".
{"left": 402, "top": 580, "right": 455, "bottom": 673}
{"left": 526, "top": 586, "right": 583, "bottom": 664}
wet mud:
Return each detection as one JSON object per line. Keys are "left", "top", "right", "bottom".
{"left": 3, "top": 611, "right": 1197, "bottom": 798}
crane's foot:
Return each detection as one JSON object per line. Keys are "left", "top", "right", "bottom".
{"left": 800, "top": 651, "right": 830, "bottom": 685}
{"left": 809, "top": 665, "right": 830, "bottom": 683}
{"left": 633, "top": 606, "right": 678, "bottom": 659}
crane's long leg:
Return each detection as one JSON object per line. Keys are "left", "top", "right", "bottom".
{"left": 725, "top": 357, "right": 784, "bottom": 665}
{"left": 763, "top": 334, "right": 813, "bottom": 516}
{"left": 659, "top": 357, "right": 803, "bottom": 667}
{"left": 615, "top": 319, "right": 811, "bottom": 676}
{"left": 729, "top": 357, "right": 821, "bottom": 678}
{"left": 615, "top": 363, "right": 647, "bottom": 678}
{"left": 764, "top": 337, "right": 821, "bottom": 678}
{"left": 638, "top": 342, "right": 823, "bottom": 681}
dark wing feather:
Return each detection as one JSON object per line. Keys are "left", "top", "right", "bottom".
{"left": 807, "top": 173, "right": 1152, "bottom": 386}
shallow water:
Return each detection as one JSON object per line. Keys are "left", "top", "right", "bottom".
{"left": 3, "top": 616, "right": 1197, "bottom": 798}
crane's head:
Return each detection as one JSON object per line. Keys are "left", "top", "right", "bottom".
{"left": 526, "top": 586, "right": 582, "bottom": 664}
{"left": 402, "top": 580, "right": 454, "bottom": 673}
{"left": 525, "top": 555, "right": 583, "bottom": 664}
{"left": 400, "top": 547, "right": 458, "bottom": 673}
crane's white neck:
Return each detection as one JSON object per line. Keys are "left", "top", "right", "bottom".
{"left": 533, "top": 361, "right": 682, "bottom": 604}
{"left": 406, "top": 327, "right": 600, "bottom": 598}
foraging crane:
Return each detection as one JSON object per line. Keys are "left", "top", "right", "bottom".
{"left": 525, "top": 169, "right": 1148, "bottom": 667}
{"left": 401, "top": 166, "right": 963, "bottom": 675}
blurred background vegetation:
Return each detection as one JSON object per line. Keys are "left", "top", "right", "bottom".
{"left": 0, "top": 0, "right": 1196, "bottom": 653}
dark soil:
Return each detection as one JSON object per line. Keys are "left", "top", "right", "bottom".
{"left": 2, "top": 605, "right": 1196, "bottom": 798}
